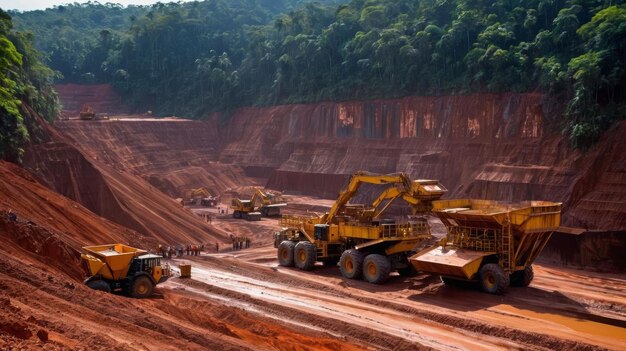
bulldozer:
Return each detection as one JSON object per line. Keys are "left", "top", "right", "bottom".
{"left": 79, "top": 105, "right": 96, "bottom": 120}
{"left": 81, "top": 244, "right": 171, "bottom": 298}
{"left": 275, "top": 171, "right": 446, "bottom": 283}
{"left": 410, "top": 199, "right": 561, "bottom": 294}
{"left": 231, "top": 188, "right": 287, "bottom": 220}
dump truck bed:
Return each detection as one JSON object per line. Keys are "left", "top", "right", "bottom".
{"left": 432, "top": 199, "right": 561, "bottom": 234}
{"left": 411, "top": 199, "right": 561, "bottom": 279}
{"left": 83, "top": 244, "right": 147, "bottom": 279}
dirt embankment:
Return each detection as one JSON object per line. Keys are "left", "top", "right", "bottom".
{"left": 55, "top": 84, "right": 131, "bottom": 117}
{"left": 0, "top": 161, "right": 371, "bottom": 350}
{"left": 20, "top": 108, "right": 227, "bottom": 245}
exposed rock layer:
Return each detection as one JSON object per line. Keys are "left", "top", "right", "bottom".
{"left": 53, "top": 86, "right": 626, "bottom": 231}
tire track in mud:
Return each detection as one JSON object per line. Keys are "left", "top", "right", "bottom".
{"left": 171, "top": 276, "right": 432, "bottom": 351}
{"left": 174, "top": 255, "right": 614, "bottom": 351}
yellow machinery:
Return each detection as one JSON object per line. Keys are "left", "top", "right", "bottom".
{"left": 81, "top": 244, "right": 171, "bottom": 298}
{"left": 410, "top": 199, "right": 561, "bottom": 294}
{"left": 275, "top": 171, "right": 446, "bottom": 283}
{"left": 79, "top": 105, "right": 95, "bottom": 120}
{"left": 231, "top": 188, "right": 286, "bottom": 220}
{"left": 184, "top": 187, "right": 218, "bottom": 206}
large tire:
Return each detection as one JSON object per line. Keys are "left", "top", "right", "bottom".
{"left": 86, "top": 279, "right": 111, "bottom": 293}
{"left": 277, "top": 241, "right": 296, "bottom": 267}
{"left": 479, "top": 263, "right": 509, "bottom": 295}
{"left": 294, "top": 241, "right": 317, "bottom": 270}
{"left": 233, "top": 211, "right": 241, "bottom": 219}
{"left": 131, "top": 275, "right": 154, "bottom": 298}
{"left": 510, "top": 265, "right": 534, "bottom": 287}
{"left": 339, "top": 249, "right": 365, "bottom": 279}
{"left": 363, "top": 254, "right": 392, "bottom": 284}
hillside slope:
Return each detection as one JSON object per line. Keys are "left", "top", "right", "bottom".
{"left": 21, "top": 112, "right": 227, "bottom": 244}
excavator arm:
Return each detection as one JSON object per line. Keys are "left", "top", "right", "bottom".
{"left": 364, "top": 179, "right": 447, "bottom": 219}
{"left": 323, "top": 171, "right": 415, "bottom": 224}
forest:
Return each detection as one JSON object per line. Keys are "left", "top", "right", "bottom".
{"left": 0, "top": 9, "right": 59, "bottom": 162}
{"left": 7, "top": 0, "right": 626, "bottom": 150}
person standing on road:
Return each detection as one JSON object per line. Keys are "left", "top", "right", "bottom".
{"left": 215, "top": 242, "right": 219, "bottom": 253}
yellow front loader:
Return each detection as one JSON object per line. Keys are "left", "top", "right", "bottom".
{"left": 81, "top": 244, "right": 171, "bottom": 298}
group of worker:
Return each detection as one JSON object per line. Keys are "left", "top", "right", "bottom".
{"left": 159, "top": 244, "right": 204, "bottom": 259}
{"left": 230, "top": 235, "right": 251, "bottom": 250}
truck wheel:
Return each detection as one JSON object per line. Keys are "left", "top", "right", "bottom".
{"left": 363, "top": 254, "right": 391, "bottom": 284}
{"left": 479, "top": 263, "right": 509, "bottom": 295}
{"left": 131, "top": 276, "right": 154, "bottom": 298}
{"left": 510, "top": 265, "right": 534, "bottom": 287}
{"left": 277, "top": 241, "right": 296, "bottom": 267}
{"left": 339, "top": 249, "right": 365, "bottom": 279}
{"left": 294, "top": 241, "right": 317, "bottom": 270}
{"left": 86, "top": 280, "right": 111, "bottom": 293}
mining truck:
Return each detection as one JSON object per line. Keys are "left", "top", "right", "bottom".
{"left": 410, "top": 199, "right": 561, "bottom": 294}
{"left": 275, "top": 171, "right": 446, "bottom": 284}
{"left": 231, "top": 188, "right": 287, "bottom": 220}
{"left": 81, "top": 244, "right": 171, "bottom": 298}
{"left": 79, "top": 105, "right": 96, "bottom": 120}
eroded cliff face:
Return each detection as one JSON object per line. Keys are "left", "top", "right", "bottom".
{"left": 219, "top": 93, "right": 625, "bottom": 230}
{"left": 53, "top": 92, "right": 626, "bottom": 231}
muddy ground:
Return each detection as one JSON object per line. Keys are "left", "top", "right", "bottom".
{"left": 1, "top": 174, "right": 625, "bottom": 350}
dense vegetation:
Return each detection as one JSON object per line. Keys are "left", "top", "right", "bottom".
{"left": 12, "top": 0, "right": 626, "bottom": 148}
{"left": 0, "top": 9, "right": 59, "bottom": 162}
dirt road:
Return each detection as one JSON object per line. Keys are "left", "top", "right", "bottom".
{"left": 165, "top": 243, "right": 625, "bottom": 351}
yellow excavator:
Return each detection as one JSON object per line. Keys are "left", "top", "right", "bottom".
{"left": 231, "top": 188, "right": 287, "bottom": 220}
{"left": 81, "top": 244, "right": 170, "bottom": 298}
{"left": 275, "top": 171, "right": 446, "bottom": 283}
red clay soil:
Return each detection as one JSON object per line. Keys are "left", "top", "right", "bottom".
{"left": 54, "top": 84, "right": 131, "bottom": 117}
{"left": 21, "top": 111, "right": 228, "bottom": 245}
{"left": 0, "top": 161, "right": 373, "bottom": 350}
{"left": 1, "top": 167, "right": 623, "bottom": 350}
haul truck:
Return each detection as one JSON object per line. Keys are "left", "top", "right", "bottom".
{"left": 275, "top": 171, "right": 446, "bottom": 284}
{"left": 81, "top": 244, "right": 171, "bottom": 298}
{"left": 410, "top": 199, "right": 561, "bottom": 294}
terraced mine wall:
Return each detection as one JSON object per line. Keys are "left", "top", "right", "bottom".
{"left": 52, "top": 88, "right": 626, "bottom": 235}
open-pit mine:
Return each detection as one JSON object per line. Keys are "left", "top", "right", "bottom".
{"left": 0, "top": 84, "right": 624, "bottom": 350}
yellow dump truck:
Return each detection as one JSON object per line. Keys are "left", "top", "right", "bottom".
{"left": 81, "top": 244, "right": 171, "bottom": 298}
{"left": 276, "top": 171, "right": 446, "bottom": 284}
{"left": 410, "top": 199, "right": 561, "bottom": 294}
